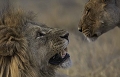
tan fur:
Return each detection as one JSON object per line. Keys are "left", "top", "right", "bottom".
{"left": 0, "top": 7, "right": 71, "bottom": 77}
{"left": 78, "top": 0, "right": 120, "bottom": 42}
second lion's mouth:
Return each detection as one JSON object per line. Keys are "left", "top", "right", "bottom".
{"left": 49, "top": 47, "right": 70, "bottom": 65}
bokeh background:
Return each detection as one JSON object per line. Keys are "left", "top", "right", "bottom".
{"left": 1, "top": 0, "right": 120, "bottom": 77}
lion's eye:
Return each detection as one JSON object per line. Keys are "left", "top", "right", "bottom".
{"left": 85, "top": 6, "right": 91, "bottom": 15}
{"left": 36, "top": 32, "right": 45, "bottom": 38}
{"left": 85, "top": 9, "right": 90, "bottom": 15}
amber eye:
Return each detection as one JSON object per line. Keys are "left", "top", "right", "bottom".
{"left": 85, "top": 6, "right": 91, "bottom": 14}
{"left": 85, "top": 9, "right": 90, "bottom": 14}
{"left": 36, "top": 32, "right": 45, "bottom": 38}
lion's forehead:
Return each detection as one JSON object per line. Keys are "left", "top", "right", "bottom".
{"left": 26, "top": 23, "right": 52, "bottom": 33}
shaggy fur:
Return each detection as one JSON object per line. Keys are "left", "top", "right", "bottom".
{"left": 0, "top": 7, "right": 71, "bottom": 77}
{"left": 78, "top": 0, "right": 120, "bottom": 42}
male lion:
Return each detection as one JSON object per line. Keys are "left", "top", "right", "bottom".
{"left": 0, "top": 8, "right": 71, "bottom": 77}
{"left": 78, "top": 0, "right": 120, "bottom": 42}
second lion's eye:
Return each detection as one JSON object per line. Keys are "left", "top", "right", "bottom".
{"left": 36, "top": 32, "right": 45, "bottom": 38}
{"left": 85, "top": 9, "right": 90, "bottom": 15}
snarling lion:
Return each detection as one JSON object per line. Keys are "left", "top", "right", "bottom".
{"left": 78, "top": 0, "right": 120, "bottom": 42}
{"left": 0, "top": 7, "right": 71, "bottom": 77}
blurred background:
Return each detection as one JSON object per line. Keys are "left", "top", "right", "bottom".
{"left": 1, "top": 0, "right": 120, "bottom": 77}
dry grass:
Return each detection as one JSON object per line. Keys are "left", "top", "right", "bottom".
{"left": 1, "top": 0, "right": 120, "bottom": 77}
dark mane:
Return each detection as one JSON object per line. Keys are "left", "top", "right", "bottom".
{"left": 0, "top": 7, "right": 38, "bottom": 77}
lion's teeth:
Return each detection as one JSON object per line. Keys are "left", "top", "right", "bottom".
{"left": 63, "top": 51, "right": 66, "bottom": 55}
{"left": 61, "top": 50, "right": 67, "bottom": 58}
{"left": 61, "top": 54, "right": 66, "bottom": 58}
{"left": 59, "top": 47, "right": 68, "bottom": 58}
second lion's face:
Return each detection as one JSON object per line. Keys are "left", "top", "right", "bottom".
{"left": 78, "top": 0, "right": 119, "bottom": 42}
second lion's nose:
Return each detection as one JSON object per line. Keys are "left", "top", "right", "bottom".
{"left": 60, "top": 33, "right": 69, "bottom": 40}
{"left": 78, "top": 28, "right": 82, "bottom": 32}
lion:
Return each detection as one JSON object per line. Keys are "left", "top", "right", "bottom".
{"left": 0, "top": 7, "right": 71, "bottom": 77}
{"left": 78, "top": 0, "right": 120, "bottom": 42}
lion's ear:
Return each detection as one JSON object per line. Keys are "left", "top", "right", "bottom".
{"left": 93, "top": 0, "right": 114, "bottom": 3}
{"left": 100, "top": 0, "right": 116, "bottom": 4}
{"left": 102, "top": 0, "right": 106, "bottom": 2}
{"left": 0, "top": 26, "right": 26, "bottom": 56}
{"left": 95, "top": 0, "right": 106, "bottom": 3}
{"left": 89, "top": 0, "right": 106, "bottom": 3}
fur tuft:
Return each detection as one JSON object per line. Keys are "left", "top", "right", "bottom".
{"left": 0, "top": 7, "right": 35, "bottom": 28}
{"left": 0, "top": 7, "right": 38, "bottom": 77}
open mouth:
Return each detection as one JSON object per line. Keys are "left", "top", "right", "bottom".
{"left": 49, "top": 47, "right": 70, "bottom": 65}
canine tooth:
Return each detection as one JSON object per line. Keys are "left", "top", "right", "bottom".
{"left": 63, "top": 51, "right": 66, "bottom": 55}
{"left": 61, "top": 55, "right": 65, "bottom": 58}
{"left": 61, "top": 51, "right": 66, "bottom": 58}
{"left": 61, "top": 52, "right": 62, "bottom": 57}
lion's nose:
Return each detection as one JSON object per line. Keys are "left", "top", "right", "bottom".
{"left": 60, "top": 33, "right": 69, "bottom": 40}
{"left": 78, "top": 27, "right": 82, "bottom": 32}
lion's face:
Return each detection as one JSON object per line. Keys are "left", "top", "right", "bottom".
{"left": 78, "top": 0, "right": 120, "bottom": 42}
{"left": 24, "top": 23, "right": 71, "bottom": 68}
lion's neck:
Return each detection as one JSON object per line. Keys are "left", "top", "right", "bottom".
{"left": 115, "top": 0, "right": 120, "bottom": 27}
{"left": 113, "top": 0, "right": 120, "bottom": 9}
{"left": 40, "top": 65, "right": 56, "bottom": 77}
{"left": 107, "top": 0, "right": 120, "bottom": 9}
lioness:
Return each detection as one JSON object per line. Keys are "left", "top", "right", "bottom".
{"left": 0, "top": 7, "right": 71, "bottom": 77}
{"left": 78, "top": 0, "right": 120, "bottom": 42}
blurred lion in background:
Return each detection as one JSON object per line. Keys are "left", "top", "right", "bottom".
{"left": 78, "top": 0, "right": 120, "bottom": 42}
{"left": 0, "top": 6, "right": 71, "bottom": 77}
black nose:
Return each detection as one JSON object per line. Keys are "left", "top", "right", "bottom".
{"left": 60, "top": 33, "right": 69, "bottom": 40}
{"left": 78, "top": 28, "right": 82, "bottom": 32}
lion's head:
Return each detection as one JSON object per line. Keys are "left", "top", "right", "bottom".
{"left": 78, "top": 0, "right": 120, "bottom": 42}
{"left": 0, "top": 7, "right": 71, "bottom": 77}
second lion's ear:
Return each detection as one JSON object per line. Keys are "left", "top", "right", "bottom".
{"left": 102, "top": 0, "right": 106, "bottom": 2}
{"left": 90, "top": 0, "right": 106, "bottom": 3}
{"left": 95, "top": 0, "right": 112, "bottom": 3}
{"left": 96, "top": 0, "right": 106, "bottom": 3}
{"left": 101, "top": 0, "right": 116, "bottom": 4}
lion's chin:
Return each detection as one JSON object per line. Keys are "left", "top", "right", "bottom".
{"left": 49, "top": 47, "right": 70, "bottom": 66}
{"left": 86, "top": 37, "right": 98, "bottom": 42}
